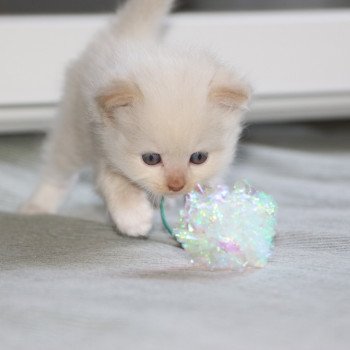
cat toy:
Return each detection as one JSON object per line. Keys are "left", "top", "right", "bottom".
{"left": 160, "top": 181, "right": 277, "bottom": 270}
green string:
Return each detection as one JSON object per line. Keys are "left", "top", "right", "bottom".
{"left": 160, "top": 197, "right": 174, "bottom": 236}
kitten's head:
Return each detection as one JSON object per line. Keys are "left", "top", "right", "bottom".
{"left": 96, "top": 56, "right": 250, "bottom": 196}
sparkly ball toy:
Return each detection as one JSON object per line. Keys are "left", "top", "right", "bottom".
{"left": 160, "top": 181, "right": 277, "bottom": 270}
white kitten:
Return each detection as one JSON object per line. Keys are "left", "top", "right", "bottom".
{"left": 20, "top": 0, "right": 250, "bottom": 237}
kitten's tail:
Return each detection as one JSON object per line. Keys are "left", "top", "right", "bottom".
{"left": 111, "top": 0, "right": 175, "bottom": 39}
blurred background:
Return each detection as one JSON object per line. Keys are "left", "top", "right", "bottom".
{"left": 2, "top": 0, "right": 350, "bottom": 13}
{"left": 0, "top": 0, "right": 349, "bottom": 131}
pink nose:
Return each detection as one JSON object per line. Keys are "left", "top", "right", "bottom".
{"left": 168, "top": 183, "right": 185, "bottom": 192}
{"left": 167, "top": 175, "right": 185, "bottom": 192}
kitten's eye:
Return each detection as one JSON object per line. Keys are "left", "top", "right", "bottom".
{"left": 190, "top": 152, "right": 208, "bottom": 165}
{"left": 142, "top": 153, "right": 162, "bottom": 165}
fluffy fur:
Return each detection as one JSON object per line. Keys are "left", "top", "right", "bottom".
{"left": 20, "top": 0, "right": 251, "bottom": 237}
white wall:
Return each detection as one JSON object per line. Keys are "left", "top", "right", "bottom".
{"left": 0, "top": 10, "right": 350, "bottom": 131}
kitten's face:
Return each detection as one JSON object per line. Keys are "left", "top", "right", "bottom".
{"left": 97, "top": 67, "right": 250, "bottom": 196}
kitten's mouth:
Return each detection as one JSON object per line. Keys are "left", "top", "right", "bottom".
{"left": 165, "top": 191, "right": 186, "bottom": 197}
{"left": 151, "top": 183, "right": 194, "bottom": 197}
{"left": 163, "top": 185, "right": 194, "bottom": 197}
{"left": 154, "top": 187, "right": 188, "bottom": 197}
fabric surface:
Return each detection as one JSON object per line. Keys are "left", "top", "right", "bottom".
{"left": 0, "top": 121, "right": 349, "bottom": 350}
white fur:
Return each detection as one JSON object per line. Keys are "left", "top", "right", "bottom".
{"left": 20, "top": 0, "right": 250, "bottom": 237}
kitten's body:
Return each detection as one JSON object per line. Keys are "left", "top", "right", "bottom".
{"left": 21, "top": 0, "right": 250, "bottom": 236}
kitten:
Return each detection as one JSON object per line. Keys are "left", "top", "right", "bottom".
{"left": 20, "top": 0, "right": 250, "bottom": 237}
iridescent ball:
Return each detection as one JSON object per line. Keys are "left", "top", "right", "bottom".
{"left": 173, "top": 181, "right": 277, "bottom": 270}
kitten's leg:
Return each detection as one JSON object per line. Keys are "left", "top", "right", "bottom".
{"left": 98, "top": 165, "right": 154, "bottom": 237}
{"left": 19, "top": 174, "right": 78, "bottom": 214}
{"left": 20, "top": 120, "right": 85, "bottom": 214}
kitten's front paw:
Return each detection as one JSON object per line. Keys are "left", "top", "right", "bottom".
{"left": 111, "top": 200, "right": 154, "bottom": 237}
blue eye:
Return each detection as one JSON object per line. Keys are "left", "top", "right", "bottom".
{"left": 190, "top": 152, "right": 208, "bottom": 165}
{"left": 142, "top": 153, "right": 162, "bottom": 165}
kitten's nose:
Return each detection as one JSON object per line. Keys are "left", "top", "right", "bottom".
{"left": 168, "top": 183, "right": 185, "bottom": 192}
{"left": 167, "top": 175, "right": 185, "bottom": 192}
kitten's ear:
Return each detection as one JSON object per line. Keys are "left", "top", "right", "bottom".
{"left": 209, "top": 69, "right": 251, "bottom": 111}
{"left": 96, "top": 80, "right": 142, "bottom": 120}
